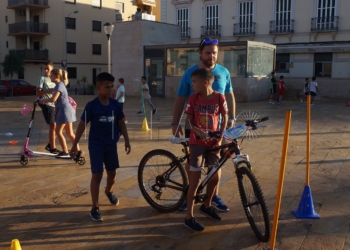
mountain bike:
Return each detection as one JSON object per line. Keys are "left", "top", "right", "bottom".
{"left": 138, "top": 111, "right": 271, "bottom": 242}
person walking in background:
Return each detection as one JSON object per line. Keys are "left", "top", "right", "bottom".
{"left": 309, "top": 76, "right": 319, "bottom": 105}
{"left": 115, "top": 78, "right": 127, "bottom": 123}
{"left": 137, "top": 76, "right": 157, "bottom": 115}
{"left": 36, "top": 61, "right": 59, "bottom": 154}
{"left": 269, "top": 71, "right": 277, "bottom": 104}
{"left": 40, "top": 69, "right": 82, "bottom": 158}
{"left": 277, "top": 75, "right": 287, "bottom": 105}
{"left": 301, "top": 78, "right": 310, "bottom": 103}
{"left": 69, "top": 72, "right": 131, "bottom": 222}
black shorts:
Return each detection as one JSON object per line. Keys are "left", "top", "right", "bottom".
{"left": 310, "top": 91, "right": 316, "bottom": 97}
{"left": 118, "top": 102, "right": 124, "bottom": 111}
{"left": 40, "top": 104, "right": 56, "bottom": 124}
{"left": 270, "top": 85, "right": 277, "bottom": 94}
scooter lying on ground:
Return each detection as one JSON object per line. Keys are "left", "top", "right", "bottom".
{"left": 19, "top": 101, "right": 86, "bottom": 166}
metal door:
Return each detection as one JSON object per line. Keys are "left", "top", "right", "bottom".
{"left": 145, "top": 58, "right": 164, "bottom": 97}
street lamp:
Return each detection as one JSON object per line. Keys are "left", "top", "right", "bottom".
{"left": 103, "top": 22, "right": 114, "bottom": 74}
{"left": 64, "top": 10, "right": 79, "bottom": 70}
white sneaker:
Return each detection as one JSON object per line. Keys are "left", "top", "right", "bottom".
{"left": 300, "top": 98, "right": 303, "bottom": 103}
{"left": 269, "top": 101, "right": 275, "bottom": 105}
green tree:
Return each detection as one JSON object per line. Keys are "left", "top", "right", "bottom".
{"left": 2, "top": 50, "right": 25, "bottom": 79}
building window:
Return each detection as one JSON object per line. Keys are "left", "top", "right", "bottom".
{"left": 66, "top": 17, "right": 76, "bottom": 29}
{"left": 202, "top": 4, "right": 220, "bottom": 37}
{"left": 67, "top": 42, "right": 76, "bottom": 54}
{"left": 92, "top": 44, "right": 102, "bottom": 55}
{"left": 92, "top": 0, "right": 101, "bottom": 8}
{"left": 115, "top": 1, "right": 124, "bottom": 13}
{"left": 312, "top": 0, "right": 338, "bottom": 31}
{"left": 237, "top": 1, "right": 254, "bottom": 34}
{"left": 275, "top": 53, "right": 290, "bottom": 73}
{"left": 314, "top": 53, "right": 332, "bottom": 77}
{"left": 67, "top": 67, "right": 77, "bottom": 79}
{"left": 176, "top": 8, "right": 190, "bottom": 38}
{"left": 274, "top": 0, "right": 293, "bottom": 33}
{"left": 92, "top": 20, "right": 101, "bottom": 32}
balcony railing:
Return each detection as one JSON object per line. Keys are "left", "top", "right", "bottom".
{"left": 8, "top": 0, "right": 49, "bottom": 7}
{"left": 16, "top": 49, "right": 48, "bottom": 61}
{"left": 141, "top": 13, "right": 155, "bottom": 21}
{"left": 270, "top": 20, "right": 294, "bottom": 34}
{"left": 311, "top": 16, "right": 339, "bottom": 32}
{"left": 136, "top": 0, "right": 156, "bottom": 7}
{"left": 181, "top": 27, "right": 190, "bottom": 38}
{"left": 201, "top": 25, "right": 221, "bottom": 38}
{"left": 234, "top": 22, "right": 256, "bottom": 36}
{"left": 8, "top": 21, "right": 48, "bottom": 35}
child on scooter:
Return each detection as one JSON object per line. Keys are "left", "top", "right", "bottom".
{"left": 40, "top": 68, "right": 82, "bottom": 158}
{"left": 69, "top": 72, "right": 131, "bottom": 222}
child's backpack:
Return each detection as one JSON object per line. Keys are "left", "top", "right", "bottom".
{"left": 304, "top": 82, "right": 309, "bottom": 93}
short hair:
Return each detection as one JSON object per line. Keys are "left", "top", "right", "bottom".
{"left": 118, "top": 78, "right": 124, "bottom": 84}
{"left": 280, "top": 75, "right": 284, "bottom": 79}
{"left": 271, "top": 71, "right": 276, "bottom": 75}
{"left": 96, "top": 72, "right": 115, "bottom": 83}
{"left": 312, "top": 76, "right": 316, "bottom": 81}
{"left": 199, "top": 37, "right": 219, "bottom": 51}
{"left": 141, "top": 76, "right": 146, "bottom": 80}
{"left": 44, "top": 61, "right": 53, "bottom": 67}
{"left": 190, "top": 68, "right": 214, "bottom": 84}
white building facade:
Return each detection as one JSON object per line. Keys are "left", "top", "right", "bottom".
{"left": 162, "top": 0, "right": 350, "bottom": 100}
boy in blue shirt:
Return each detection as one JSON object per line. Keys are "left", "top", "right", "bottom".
{"left": 70, "top": 72, "right": 131, "bottom": 221}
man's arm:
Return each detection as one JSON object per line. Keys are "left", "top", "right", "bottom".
{"left": 172, "top": 95, "right": 187, "bottom": 136}
{"left": 225, "top": 91, "right": 236, "bottom": 128}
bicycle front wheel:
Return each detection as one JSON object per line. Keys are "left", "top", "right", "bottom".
{"left": 236, "top": 161, "right": 271, "bottom": 242}
{"left": 138, "top": 149, "right": 188, "bottom": 213}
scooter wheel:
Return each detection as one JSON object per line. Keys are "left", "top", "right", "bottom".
{"left": 77, "top": 157, "right": 86, "bottom": 165}
{"left": 20, "top": 156, "right": 29, "bottom": 166}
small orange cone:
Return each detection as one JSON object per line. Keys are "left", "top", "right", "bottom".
{"left": 10, "top": 239, "right": 22, "bottom": 250}
{"left": 141, "top": 117, "right": 150, "bottom": 131}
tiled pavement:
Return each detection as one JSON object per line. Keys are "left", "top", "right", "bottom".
{"left": 0, "top": 95, "right": 350, "bottom": 250}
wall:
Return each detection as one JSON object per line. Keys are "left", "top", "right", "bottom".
{"left": 111, "top": 20, "right": 181, "bottom": 96}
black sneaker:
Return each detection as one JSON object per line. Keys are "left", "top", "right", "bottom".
{"left": 55, "top": 152, "right": 69, "bottom": 158}
{"left": 50, "top": 148, "right": 61, "bottom": 154}
{"left": 90, "top": 207, "right": 103, "bottom": 221}
{"left": 137, "top": 111, "right": 143, "bottom": 115}
{"left": 152, "top": 108, "right": 157, "bottom": 115}
{"left": 105, "top": 190, "right": 119, "bottom": 205}
{"left": 184, "top": 217, "right": 205, "bottom": 232}
{"left": 45, "top": 143, "right": 51, "bottom": 152}
{"left": 199, "top": 204, "right": 221, "bottom": 220}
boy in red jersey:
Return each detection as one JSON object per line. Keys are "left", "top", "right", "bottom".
{"left": 184, "top": 68, "right": 228, "bottom": 232}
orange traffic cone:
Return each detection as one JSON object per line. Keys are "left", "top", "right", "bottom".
{"left": 10, "top": 239, "right": 22, "bottom": 250}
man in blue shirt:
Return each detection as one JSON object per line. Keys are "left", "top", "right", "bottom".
{"left": 172, "top": 38, "right": 237, "bottom": 212}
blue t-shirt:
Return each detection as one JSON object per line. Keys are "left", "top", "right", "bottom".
{"left": 177, "top": 64, "right": 233, "bottom": 97}
{"left": 81, "top": 97, "right": 124, "bottom": 152}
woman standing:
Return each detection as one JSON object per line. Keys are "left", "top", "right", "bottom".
{"left": 41, "top": 69, "right": 82, "bottom": 158}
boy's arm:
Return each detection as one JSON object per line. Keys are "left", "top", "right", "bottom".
{"left": 70, "top": 120, "right": 86, "bottom": 157}
{"left": 185, "top": 114, "right": 207, "bottom": 140}
{"left": 118, "top": 119, "right": 131, "bottom": 154}
{"left": 116, "top": 91, "right": 124, "bottom": 100}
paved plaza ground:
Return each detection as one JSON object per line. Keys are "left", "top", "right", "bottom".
{"left": 1, "top": 95, "right": 350, "bottom": 250}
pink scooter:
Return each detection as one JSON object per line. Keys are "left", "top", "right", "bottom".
{"left": 20, "top": 101, "right": 85, "bottom": 166}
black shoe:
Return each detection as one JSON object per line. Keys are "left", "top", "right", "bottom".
{"left": 199, "top": 204, "right": 221, "bottom": 220}
{"left": 152, "top": 108, "right": 157, "bottom": 115}
{"left": 50, "top": 148, "right": 61, "bottom": 154}
{"left": 137, "top": 111, "right": 143, "bottom": 115}
{"left": 90, "top": 207, "right": 103, "bottom": 221}
{"left": 55, "top": 152, "right": 69, "bottom": 158}
{"left": 184, "top": 217, "right": 205, "bottom": 232}
{"left": 45, "top": 143, "right": 51, "bottom": 152}
{"left": 105, "top": 190, "right": 119, "bottom": 205}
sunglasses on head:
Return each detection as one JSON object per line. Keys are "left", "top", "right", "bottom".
{"left": 200, "top": 38, "right": 219, "bottom": 47}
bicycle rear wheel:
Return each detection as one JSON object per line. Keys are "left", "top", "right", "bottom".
{"left": 236, "top": 161, "right": 271, "bottom": 242}
{"left": 138, "top": 149, "right": 188, "bottom": 213}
